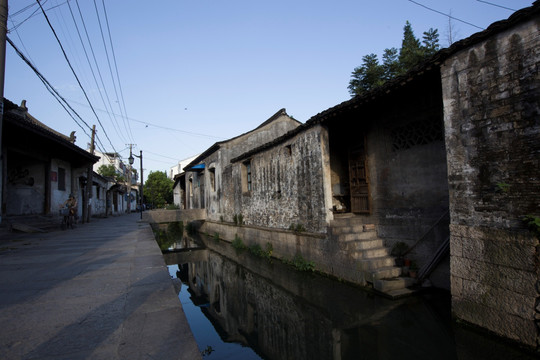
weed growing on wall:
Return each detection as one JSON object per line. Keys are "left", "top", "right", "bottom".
{"left": 523, "top": 215, "right": 540, "bottom": 238}
{"left": 233, "top": 214, "right": 244, "bottom": 226}
{"left": 248, "top": 242, "right": 273, "bottom": 260}
{"left": 232, "top": 234, "right": 246, "bottom": 252}
{"left": 284, "top": 254, "right": 315, "bottom": 272}
{"left": 289, "top": 223, "right": 306, "bottom": 233}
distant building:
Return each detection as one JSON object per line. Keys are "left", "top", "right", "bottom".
{"left": 170, "top": 155, "right": 200, "bottom": 209}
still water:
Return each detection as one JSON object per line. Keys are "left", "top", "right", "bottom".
{"left": 155, "top": 229, "right": 536, "bottom": 360}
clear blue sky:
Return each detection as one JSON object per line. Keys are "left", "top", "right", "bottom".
{"left": 5, "top": 0, "right": 533, "bottom": 175}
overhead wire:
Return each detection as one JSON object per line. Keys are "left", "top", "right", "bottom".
{"left": 100, "top": 0, "right": 135, "bottom": 144}
{"left": 35, "top": 0, "right": 118, "bottom": 154}
{"left": 63, "top": 98, "right": 225, "bottom": 140}
{"left": 7, "top": 36, "right": 93, "bottom": 142}
{"left": 91, "top": 0, "right": 134, "bottom": 144}
{"left": 67, "top": 0, "right": 128, "bottom": 144}
{"left": 10, "top": 1, "right": 131, "bottom": 149}
{"left": 476, "top": 0, "right": 517, "bottom": 12}
{"left": 407, "top": 0, "right": 484, "bottom": 30}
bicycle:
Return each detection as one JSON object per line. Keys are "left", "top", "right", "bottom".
{"left": 60, "top": 207, "right": 75, "bottom": 230}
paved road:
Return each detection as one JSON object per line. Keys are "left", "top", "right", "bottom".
{"left": 0, "top": 213, "right": 201, "bottom": 360}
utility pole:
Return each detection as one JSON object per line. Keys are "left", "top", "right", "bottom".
{"left": 84, "top": 125, "right": 96, "bottom": 223}
{"left": 127, "top": 144, "right": 134, "bottom": 213}
{"left": 0, "top": 0, "right": 8, "bottom": 224}
{"left": 129, "top": 150, "right": 143, "bottom": 220}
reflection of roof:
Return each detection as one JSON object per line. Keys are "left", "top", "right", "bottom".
{"left": 3, "top": 98, "right": 100, "bottom": 166}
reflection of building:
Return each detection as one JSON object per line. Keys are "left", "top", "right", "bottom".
{"left": 177, "top": 241, "right": 521, "bottom": 360}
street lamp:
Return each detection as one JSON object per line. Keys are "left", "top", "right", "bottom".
{"left": 129, "top": 149, "right": 143, "bottom": 220}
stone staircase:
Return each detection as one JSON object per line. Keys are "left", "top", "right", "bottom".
{"left": 331, "top": 215, "right": 415, "bottom": 298}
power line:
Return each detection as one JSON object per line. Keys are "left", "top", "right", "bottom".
{"left": 476, "top": 0, "right": 517, "bottom": 12}
{"left": 7, "top": 36, "right": 93, "bottom": 140}
{"left": 100, "top": 0, "right": 134, "bottom": 143}
{"left": 92, "top": 0, "right": 134, "bottom": 144}
{"left": 67, "top": 0, "right": 128, "bottom": 144}
{"left": 66, "top": 98, "right": 226, "bottom": 140}
{"left": 407, "top": 0, "right": 484, "bottom": 30}
{"left": 36, "top": 0, "right": 118, "bottom": 154}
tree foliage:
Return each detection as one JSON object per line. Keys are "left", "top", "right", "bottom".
{"left": 144, "top": 171, "right": 173, "bottom": 208}
{"left": 348, "top": 22, "right": 439, "bottom": 97}
{"left": 97, "top": 164, "right": 125, "bottom": 182}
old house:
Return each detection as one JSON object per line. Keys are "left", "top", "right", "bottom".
{"left": 185, "top": 2, "right": 540, "bottom": 350}
{"left": 2, "top": 99, "right": 99, "bottom": 225}
{"left": 183, "top": 108, "right": 302, "bottom": 217}
{"left": 93, "top": 149, "right": 138, "bottom": 215}
{"left": 171, "top": 155, "right": 199, "bottom": 209}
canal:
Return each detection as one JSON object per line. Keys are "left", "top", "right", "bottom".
{"left": 153, "top": 224, "right": 536, "bottom": 359}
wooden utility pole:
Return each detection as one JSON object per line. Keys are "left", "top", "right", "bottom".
{"left": 0, "top": 0, "right": 8, "bottom": 224}
{"left": 84, "top": 125, "right": 96, "bottom": 223}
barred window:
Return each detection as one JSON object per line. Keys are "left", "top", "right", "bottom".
{"left": 391, "top": 119, "right": 443, "bottom": 151}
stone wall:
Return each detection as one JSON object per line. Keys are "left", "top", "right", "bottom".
{"left": 441, "top": 17, "right": 540, "bottom": 349}
{"left": 200, "top": 220, "right": 367, "bottom": 286}
{"left": 142, "top": 209, "right": 206, "bottom": 223}
{"left": 189, "top": 110, "right": 301, "bottom": 223}
{"left": 230, "top": 125, "right": 331, "bottom": 234}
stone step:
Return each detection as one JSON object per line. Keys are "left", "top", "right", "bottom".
{"left": 345, "top": 238, "right": 384, "bottom": 251}
{"left": 373, "top": 277, "right": 415, "bottom": 293}
{"left": 351, "top": 247, "right": 390, "bottom": 260}
{"left": 337, "top": 230, "right": 379, "bottom": 242}
{"left": 331, "top": 224, "right": 366, "bottom": 235}
{"left": 378, "top": 287, "right": 416, "bottom": 299}
{"left": 358, "top": 256, "right": 395, "bottom": 271}
{"left": 365, "top": 266, "right": 402, "bottom": 283}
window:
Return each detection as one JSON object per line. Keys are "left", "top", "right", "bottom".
{"left": 242, "top": 160, "right": 252, "bottom": 193}
{"left": 58, "top": 167, "right": 66, "bottom": 191}
{"left": 209, "top": 167, "right": 216, "bottom": 191}
{"left": 391, "top": 118, "right": 443, "bottom": 152}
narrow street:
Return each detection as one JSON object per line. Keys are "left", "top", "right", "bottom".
{"left": 0, "top": 213, "right": 201, "bottom": 360}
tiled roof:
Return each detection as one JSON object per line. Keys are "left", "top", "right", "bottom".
{"left": 3, "top": 98, "right": 99, "bottom": 163}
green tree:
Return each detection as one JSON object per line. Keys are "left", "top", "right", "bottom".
{"left": 97, "top": 164, "right": 117, "bottom": 178}
{"left": 422, "top": 28, "right": 440, "bottom": 57}
{"left": 381, "top": 47, "right": 400, "bottom": 81}
{"left": 348, "top": 53, "right": 384, "bottom": 96}
{"left": 399, "top": 21, "right": 424, "bottom": 70}
{"left": 144, "top": 171, "right": 173, "bottom": 208}
{"left": 97, "top": 164, "right": 125, "bottom": 182}
{"left": 348, "top": 21, "right": 440, "bottom": 97}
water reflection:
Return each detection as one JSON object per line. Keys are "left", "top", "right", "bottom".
{"left": 163, "top": 233, "right": 536, "bottom": 360}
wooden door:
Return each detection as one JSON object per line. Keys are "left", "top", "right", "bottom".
{"left": 349, "top": 141, "right": 370, "bottom": 213}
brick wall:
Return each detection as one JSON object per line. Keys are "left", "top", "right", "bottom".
{"left": 441, "top": 17, "right": 540, "bottom": 348}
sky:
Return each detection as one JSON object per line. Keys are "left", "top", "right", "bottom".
{"left": 5, "top": 0, "right": 534, "bottom": 177}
